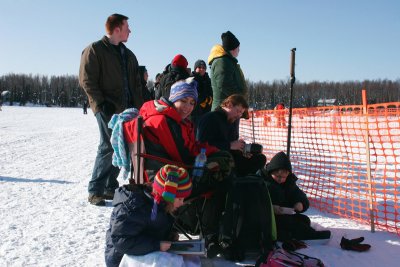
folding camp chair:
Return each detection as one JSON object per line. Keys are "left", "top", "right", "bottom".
{"left": 125, "top": 115, "right": 215, "bottom": 241}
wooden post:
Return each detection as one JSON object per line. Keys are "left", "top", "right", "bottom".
{"left": 286, "top": 48, "right": 296, "bottom": 158}
{"left": 362, "top": 89, "right": 375, "bottom": 233}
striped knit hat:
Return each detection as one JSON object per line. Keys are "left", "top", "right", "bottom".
{"left": 168, "top": 77, "right": 198, "bottom": 103}
{"left": 153, "top": 164, "right": 192, "bottom": 204}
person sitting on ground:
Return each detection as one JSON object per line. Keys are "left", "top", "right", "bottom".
{"left": 260, "top": 151, "right": 331, "bottom": 241}
{"left": 196, "top": 94, "right": 266, "bottom": 177}
{"left": 105, "top": 164, "right": 193, "bottom": 267}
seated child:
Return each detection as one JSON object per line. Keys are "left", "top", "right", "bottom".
{"left": 105, "top": 164, "right": 192, "bottom": 267}
{"left": 260, "top": 151, "right": 331, "bottom": 241}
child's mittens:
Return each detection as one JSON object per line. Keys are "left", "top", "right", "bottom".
{"left": 340, "top": 236, "right": 371, "bottom": 252}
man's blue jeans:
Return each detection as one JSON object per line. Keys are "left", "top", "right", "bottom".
{"left": 88, "top": 111, "right": 119, "bottom": 195}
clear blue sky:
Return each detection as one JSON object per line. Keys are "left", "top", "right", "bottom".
{"left": 1, "top": 0, "right": 399, "bottom": 83}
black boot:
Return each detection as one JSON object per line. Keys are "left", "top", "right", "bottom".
{"left": 221, "top": 241, "right": 245, "bottom": 262}
{"left": 311, "top": 230, "right": 331, "bottom": 240}
{"left": 205, "top": 235, "right": 221, "bottom": 258}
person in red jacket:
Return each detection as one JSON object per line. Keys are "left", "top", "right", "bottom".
{"left": 124, "top": 77, "right": 219, "bottom": 182}
{"left": 124, "top": 78, "right": 233, "bottom": 254}
{"left": 274, "top": 102, "right": 286, "bottom": 128}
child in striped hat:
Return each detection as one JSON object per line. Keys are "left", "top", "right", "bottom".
{"left": 152, "top": 164, "right": 193, "bottom": 214}
{"left": 105, "top": 164, "right": 193, "bottom": 266}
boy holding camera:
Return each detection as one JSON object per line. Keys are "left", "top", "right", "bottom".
{"left": 196, "top": 94, "right": 266, "bottom": 177}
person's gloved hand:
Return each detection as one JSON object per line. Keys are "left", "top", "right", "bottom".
{"left": 340, "top": 236, "right": 371, "bottom": 252}
{"left": 99, "top": 101, "right": 115, "bottom": 116}
{"left": 282, "top": 239, "right": 308, "bottom": 251}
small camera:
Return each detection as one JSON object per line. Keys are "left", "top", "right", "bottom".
{"left": 243, "top": 143, "right": 263, "bottom": 154}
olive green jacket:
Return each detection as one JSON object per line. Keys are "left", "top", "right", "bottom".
{"left": 208, "top": 44, "right": 247, "bottom": 110}
{"left": 79, "top": 36, "right": 143, "bottom": 114}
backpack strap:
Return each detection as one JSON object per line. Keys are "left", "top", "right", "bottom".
{"left": 287, "top": 250, "right": 325, "bottom": 266}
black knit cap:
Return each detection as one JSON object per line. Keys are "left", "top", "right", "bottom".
{"left": 221, "top": 31, "right": 240, "bottom": 51}
{"left": 194, "top": 60, "right": 206, "bottom": 70}
{"left": 266, "top": 151, "right": 292, "bottom": 174}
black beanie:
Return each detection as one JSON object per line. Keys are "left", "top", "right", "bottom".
{"left": 221, "top": 31, "right": 240, "bottom": 51}
{"left": 194, "top": 60, "right": 206, "bottom": 70}
{"left": 266, "top": 151, "right": 292, "bottom": 174}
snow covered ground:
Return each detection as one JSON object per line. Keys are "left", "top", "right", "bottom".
{"left": 0, "top": 106, "right": 399, "bottom": 267}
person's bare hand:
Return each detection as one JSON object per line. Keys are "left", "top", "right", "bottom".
{"left": 230, "top": 139, "right": 245, "bottom": 151}
{"left": 243, "top": 152, "right": 252, "bottom": 158}
{"left": 160, "top": 241, "right": 171, "bottom": 251}
{"left": 273, "top": 205, "right": 284, "bottom": 215}
{"left": 293, "top": 202, "right": 304, "bottom": 212}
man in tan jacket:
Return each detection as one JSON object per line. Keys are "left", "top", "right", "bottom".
{"left": 79, "top": 13, "right": 144, "bottom": 206}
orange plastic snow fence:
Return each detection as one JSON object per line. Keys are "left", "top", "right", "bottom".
{"left": 240, "top": 102, "right": 400, "bottom": 235}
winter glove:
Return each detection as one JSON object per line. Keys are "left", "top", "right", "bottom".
{"left": 99, "top": 101, "right": 115, "bottom": 116}
{"left": 340, "top": 236, "right": 371, "bottom": 252}
{"left": 282, "top": 239, "right": 308, "bottom": 251}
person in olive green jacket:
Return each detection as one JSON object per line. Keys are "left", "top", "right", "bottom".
{"left": 208, "top": 31, "right": 248, "bottom": 111}
{"left": 79, "top": 13, "right": 144, "bottom": 206}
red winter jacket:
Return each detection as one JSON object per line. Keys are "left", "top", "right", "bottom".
{"left": 124, "top": 99, "right": 219, "bottom": 177}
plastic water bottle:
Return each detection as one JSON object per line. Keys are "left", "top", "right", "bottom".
{"left": 192, "top": 148, "right": 207, "bottom": 181}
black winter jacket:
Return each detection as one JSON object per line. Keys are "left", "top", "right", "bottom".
{"left": 157, "top": 66, "right": 190, "bottom": 99}
{"left": 105, "top": 185, "right": 174, "bottom": 267}
{"left": 263, "top": 172, "right": 310, "bottom": 213}
{"left": 191, "top": 71, "right": 213, "bottom": 123}
{"left": 196, "top": 108, "right": 237, "bottom": 151}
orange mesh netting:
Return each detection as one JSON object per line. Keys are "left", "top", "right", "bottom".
{"left": 239, "top": 102, "right": 400, "bottom": 235}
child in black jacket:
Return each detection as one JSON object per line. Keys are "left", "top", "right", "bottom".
{"left": 261, "top": 152, "right": 331, "bottom": 241}
{"left": 105, "top": 165, "right": 192, "bottom": 267}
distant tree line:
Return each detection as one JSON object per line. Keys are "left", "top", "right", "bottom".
{"left": 248, "top": 78, "right": 400, "bottom": 109}
{"left": 1, "top": 73, "right": 399, "bottom": 109}
{"left": 0, "top": 74, "right": 84, "bottom": 107}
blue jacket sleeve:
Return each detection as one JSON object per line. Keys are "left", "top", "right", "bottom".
{"left": 110, "top": 209, "right": 160, "bottom": 256}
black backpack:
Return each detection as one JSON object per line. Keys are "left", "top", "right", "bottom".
{"left": 219, "top": 175, "right": 277, "bottom": 259}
